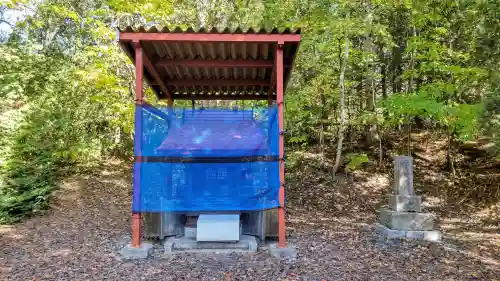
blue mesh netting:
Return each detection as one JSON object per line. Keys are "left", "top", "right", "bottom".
{"left": 132, "top": 104, "right": 280, "bottom": 212}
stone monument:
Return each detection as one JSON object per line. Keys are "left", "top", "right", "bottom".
{"left": 375, "top": 156, "right": 441, "bottom": 241}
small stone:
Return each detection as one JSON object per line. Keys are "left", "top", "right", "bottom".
{"left": 423, "top": 231, "right": 441, "bottom": 242}
{"left": 184, "top": 226, "right": 197, "bottom": 238}
{"left": 405, "top": 230, "right": 441, "bottom": 242}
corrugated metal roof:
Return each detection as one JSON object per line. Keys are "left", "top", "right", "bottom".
{"left": 119, "top": 25, "right": 301, "bottom": 34}
{"left": 118, "top": 26, "right": 301, "bottom": 101}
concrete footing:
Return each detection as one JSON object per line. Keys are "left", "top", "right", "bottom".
{"left": 374, "top": 223, "right": 441, "bottom": 242}
{"left": 120, "top": 243, "right": 153, "bottom": 259}
{"left": 164, "top": 234, "right": 258, "bottom": 253}
{"left": 268, "top": 243, "right": 297, "bottom": 259}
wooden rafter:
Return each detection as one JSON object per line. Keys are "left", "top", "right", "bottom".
{"left": 166, "top": 79, "right": 269, "bottom": 87}
{"left": 172, "top": 94, "right": 268, "bottom": 100}
{"left": 135, "top": 41, "right": 172, "bottom": 101}
{"left": 156, "top": 59, "right": 274, "bottom": 68}
{"left": 267, "top": 46, "right": 278, "bottom": 101}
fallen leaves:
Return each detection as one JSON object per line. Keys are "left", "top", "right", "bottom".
{"left": 0, "top": 159, "right": 498, "bottom": 281}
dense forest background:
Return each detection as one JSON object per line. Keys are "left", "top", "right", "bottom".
{"left": 1, "top": 0, "right": 499, "bottom": 223}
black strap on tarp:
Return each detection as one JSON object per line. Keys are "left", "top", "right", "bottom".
{"left": 134, "top": 155, "right": 279, "bottom": 163}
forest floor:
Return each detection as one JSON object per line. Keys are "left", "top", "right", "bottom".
{"left": 0, "top": 134, "right": 499, "bottom": 281}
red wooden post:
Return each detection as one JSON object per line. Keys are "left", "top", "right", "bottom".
{"left": 132, "top": 41, "right": 143, "bottom": 248}
{"left": 276, "top": 42, "right": 286, "bottom": 248}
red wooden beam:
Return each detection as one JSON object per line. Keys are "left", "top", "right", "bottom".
{"left": 276, "top": 42, "right": 286, "bottom": 248}
{"left": 119, "top": 32, "right": 301, "bottom": 43}
{"left": 138, "top": 42, "right": 172, "bottom": 102}
{"left": 156, "top": 59, "right": 274, "bottom": 68}
{"left": 267, "top": 45, "right": 278, "bottom": 102}
{"left": 172, "top": 94, "right": 269, "bottom": 101}
{"left": 168, "top": 79, "right": 269, "bottom": 87}
{"left": 119, "top": 44, "right": 163, "bottom": 99}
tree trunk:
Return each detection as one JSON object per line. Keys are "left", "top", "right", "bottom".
{"left": 407, "top": 27, "right": 417, "bottom": 94}
{"left": 363, "top": 3, "right": 377, "bottom": 145}
{"left": 333, "top": 37, "right": 349, "bottom": 176}
{"left": 319, "top": 91, "right": 326, "bottom": 152}
{"left": 379, "top": 46, "right": 387, "bottom": 100}
{"left": 390, "top": 8, "right": 407, "bottom": 95}
{"left": 407, "top": 120, "right": 412, "bottom": 156}
{"left": 379, "top": 131, "right": 383, "bottom": 166}
{"left": 447, "top": 132, "right": 456, "bottom": 177}
{"left": 405, "top": 26, "right": 416, "bottom": 156}
{"left": 391, "top": 44, "right": 404, "bottom": 94}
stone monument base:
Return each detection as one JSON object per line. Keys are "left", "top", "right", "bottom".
{"left": 379, "top": 208, "right": 435, "bottom": 231}
{"left": 374, "top": 223, "right": 441, "bottom": 242}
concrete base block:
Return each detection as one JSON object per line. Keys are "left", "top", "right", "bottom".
{"left": 406, "top": 230, "right": 442, "bottom": 242}
{"left": 374, "top": 223, "right": 406, "bottom": 239}
{"left": 197, "top": 214, "right": 240, "bottom": 242}
{"left": 379, "top": 208, "right": 435, "bottom": 231}
{"left": 184, "top": 226, "right": 196, "bottom": 238}
{"left": 268, "top": 243, "right": 297, "bottom": 259}
{"left": 388, "top": 195, "right": 421, "bottom": 212}
{"left": 374, "top": 223, "right": 441, "bottom": 242}
{"left": 164, "top": 234, "right": 257, "bottom": 254}
{"left": 120, "top": 243, "right": 153, "bottom": 259}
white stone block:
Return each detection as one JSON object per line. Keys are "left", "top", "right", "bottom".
{"left": 196, "top": 214, "right": 240, "bottom": 242}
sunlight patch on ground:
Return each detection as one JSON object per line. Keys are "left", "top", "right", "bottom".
{"left": 0, "top": 225, "right": 25, "bottom": 240}
{"left": 0, "top": 266, "right": 11, "bottom": 274}
{"left": 50, "top": 248, "right": 72, "bottom": 257}
{"left": 353, "top": 171, "right": 389, "bottom": 193}
{"left": 472, "top": 203, "right": 500, "bottom": 221}
{"left": 421, "top": 196, "right": 442, "bottom": 208}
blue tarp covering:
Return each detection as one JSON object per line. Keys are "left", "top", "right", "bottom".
{"left": 132, "top": 104, "right": 280, "bottom": 212}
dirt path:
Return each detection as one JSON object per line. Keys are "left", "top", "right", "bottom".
{"left": 0, "top": 163, "right": 498, "bottom": 281}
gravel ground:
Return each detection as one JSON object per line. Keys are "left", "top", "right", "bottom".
{"left": 0, "top": 166, "right": 498, "bottom": 281}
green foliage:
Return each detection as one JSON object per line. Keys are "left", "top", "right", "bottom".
{"left": 2, "top": 0, "right": 500, "bottom": 222}
{"left": 345, "top": 153, "right": 369, "bottom": 172}
{"left": 288, "top": 135, "right": 308, "bottom": 146}
{"left": 0, "top": 0, "right": 134, "bottom": 222}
